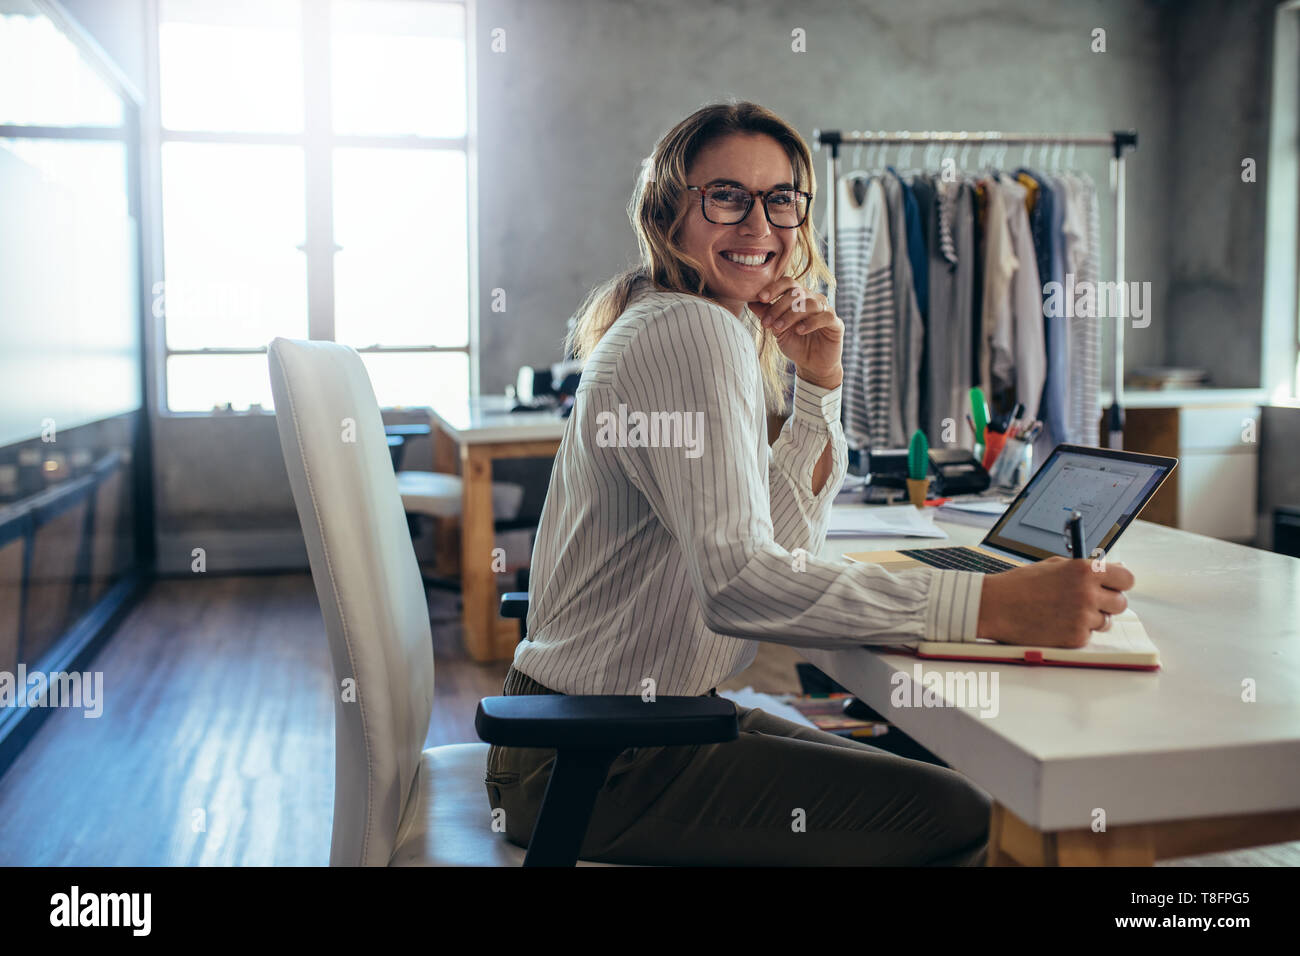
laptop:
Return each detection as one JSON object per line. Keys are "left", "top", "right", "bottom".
{"left": 852, "top": 444, "right": 1178, "bottom": 573}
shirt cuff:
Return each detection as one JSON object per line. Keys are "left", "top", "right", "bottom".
{"left": 791, "top": 376, "right": 842, "bottom": 429}
{"left": 924, "top": 570, "right": 983, "bottom": 643}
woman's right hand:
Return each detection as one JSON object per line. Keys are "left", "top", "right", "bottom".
{"left": 976, "top": 557, "right": 1135, "bottom": 648}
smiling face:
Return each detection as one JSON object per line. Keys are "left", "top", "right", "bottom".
{"left": 676, "top": 132, "right": 799, "bottom": 317}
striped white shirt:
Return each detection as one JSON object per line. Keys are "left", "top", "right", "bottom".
{"left": 514, "top": 282, "right": 983, "bottom": 697}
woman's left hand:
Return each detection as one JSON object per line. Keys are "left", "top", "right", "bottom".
{"left": 749, "top": 279, "right": 844, "bottom": 388}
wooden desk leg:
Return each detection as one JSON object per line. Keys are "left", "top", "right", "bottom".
{"left": 432, "top": 425, "right": 460, "bottom": 578}
{"left": 989, "top": 801, "right": 1156, "bottom": 866}
{"left": 460, "top": 445, "right": 498, "bottom": 662}
{"left": 991, "top": 802, "right": 1300, "bottom": 866}
{"left": 1056, "top": 828, "right": 1156, "bottom": 866}
{"left": 987, "top": 803, "right": 1022, "bottom": 866}
{"left": 458, "top": 446, "right": 521, "bottom": 661}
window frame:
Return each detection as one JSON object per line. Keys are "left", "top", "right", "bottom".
{"left": 1266, "top": 1, "right": 1300, "bottom": 402}
{"left": 145, "top": 0, "right": 478, "bottom": 417}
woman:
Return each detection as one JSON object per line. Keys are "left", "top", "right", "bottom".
{"left": 484, "top": 101, "right": 1134, "bottom": 866}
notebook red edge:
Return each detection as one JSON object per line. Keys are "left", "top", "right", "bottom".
{"left": 880, "top": 646, "right": 1162, "bottom": 672}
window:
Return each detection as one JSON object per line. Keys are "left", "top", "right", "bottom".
{"left": 152, "top": 0, "right": 471, "bottom": 413}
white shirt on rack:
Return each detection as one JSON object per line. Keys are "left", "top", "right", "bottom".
{"left": 513, "top": 282, "right": 983, "bottom": 697}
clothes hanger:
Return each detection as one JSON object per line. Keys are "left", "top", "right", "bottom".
{"left": 842, "top": 137, "right": 873, "bottom": 206}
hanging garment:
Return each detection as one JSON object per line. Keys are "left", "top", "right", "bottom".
{"left": 925, "top": 175, "right": 976, "bottom": 446}
{"left": 1062, "top": 171, "right": 1102, "bottom": 445}
{"left": 971, "top": 181, "right": 987, "bottom": 392}
{"left": 993, "top": 173, "right": 1046, "bottom": 422}
{"left": 882, "top": 171, "right": 924, "bottom": 446}
{"left": 910, "top": 174, "right": 935, "bottom": 435}
{"left": 832, "top": 174, "right": 894, "bottom": 450}
{"left": 894, "top": 169, "right": 930, "bottom": 327}
{"left": 1018, "top": 168, "right": 1069, "bottom": 449}
{"left": 979, "top": 177, "right": 1017, "bottom": 406}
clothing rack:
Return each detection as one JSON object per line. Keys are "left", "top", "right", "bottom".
{"left": 813, "top": 128, "right": 1138, "bottom": 448}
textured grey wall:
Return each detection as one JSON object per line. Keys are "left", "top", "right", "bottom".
{"left": 1164, "top": 0, "right": 1274, "bottom": 387}
{"left": 474, "top": 0, "right": 1181, "bottom": 393}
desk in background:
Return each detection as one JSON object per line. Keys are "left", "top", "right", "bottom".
{"left": 808, "top": 506, "right": 1300, "bottom": 865}
{"left": 426, "top": 395, "right": 565, "bottom": 662}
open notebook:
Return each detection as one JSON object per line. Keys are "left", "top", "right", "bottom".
{"left": 872, "top": 608, "right": 1161, "bottom": 671}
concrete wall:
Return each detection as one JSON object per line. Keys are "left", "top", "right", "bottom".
{"left": 474, "top": 0, "right": 1178, "bottom": 392}
{"left": 57, "top": 0, "right": 1284, "bottom": 567}
{"left": 1164, "top": 0, "right": 1275, "bottom": 387}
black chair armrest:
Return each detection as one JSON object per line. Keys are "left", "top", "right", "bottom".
{"left": 476, "top": 694, "right": 738, "bottom": 749}
{"left": 492, "top": 517, "right": 537, "bottom": 533}
{"left": 478, "top": 694, "right": 740, "bottom": 866}
{"left": 500, "top": 592, "right": 529, "bottom": 619}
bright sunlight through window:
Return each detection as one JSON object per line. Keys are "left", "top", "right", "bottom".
{"left": 156, "top": 0, "right": 470, "bottom": 413}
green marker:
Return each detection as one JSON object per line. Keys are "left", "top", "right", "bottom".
{"left": 969, "top": 387, "right": 989, "bottom": 446}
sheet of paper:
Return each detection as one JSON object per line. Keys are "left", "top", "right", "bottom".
{"left": 715, "top": 687, "right": 818, "bottom": 728}
{"left": 827, "top": 506, "right": 949, "bottom": 538}
{"left": 1074, "top": 609, "right": 1155, "bottom": 655}
{"left": 940, "top": 500, "right": 1008, "bottom": 515}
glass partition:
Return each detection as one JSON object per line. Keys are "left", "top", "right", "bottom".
{"left": 0, "top": 0, "right": 147, "bottom": 739}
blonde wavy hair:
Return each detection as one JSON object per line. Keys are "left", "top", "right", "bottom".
{"left": 565, "top": 100, "right": 834, "bottom": 415}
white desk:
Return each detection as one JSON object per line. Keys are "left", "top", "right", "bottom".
{"left": 807, "top": 504, "right": 1300, "bottom": 865}
{"left": 426, "top": 395, "right": 567, "bottom": 661}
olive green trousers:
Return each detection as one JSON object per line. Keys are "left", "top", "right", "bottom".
{"left": 484, "top": 665, "right": 990, "bottom": 866}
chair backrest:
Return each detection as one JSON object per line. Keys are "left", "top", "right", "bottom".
{"left": 267, "top": 337, "right": 435, "bottom": 866}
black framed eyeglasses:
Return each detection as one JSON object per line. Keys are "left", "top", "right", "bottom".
{"left": 686, "top": 184, "right": 811, "bottom": 228}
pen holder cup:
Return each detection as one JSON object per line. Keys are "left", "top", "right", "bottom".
{"left": 989, "top": 437, "right": 1032, "bottom": 490}
{"left": 980, "top": 430, "right": 1008, "bottom": 471}
{"left": 905, "top": 476, "right": 932, "bottom": 508}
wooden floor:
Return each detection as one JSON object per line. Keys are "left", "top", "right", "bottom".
{"left": 0, "top": 573, "right": 1293, "bottom": 866}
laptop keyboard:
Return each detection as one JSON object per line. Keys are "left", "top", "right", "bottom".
{"left": 906, "top": 547, "right": 1019, "bottom": 574}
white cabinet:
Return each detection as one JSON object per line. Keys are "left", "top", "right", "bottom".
{"left": 1176, "top": 451, "right": 1257, "bottom": 540}
{"left": 1122, "top": 403, "right": 1260, "bottom": 543}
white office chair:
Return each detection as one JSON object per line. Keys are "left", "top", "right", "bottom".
{"left": 268, "top": 337, "right": 736, "bottom": 866}
{"left": 266, "top": 336, "right": 540, "bottom": 865}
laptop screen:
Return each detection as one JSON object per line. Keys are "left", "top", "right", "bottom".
{"left": 982, "top": 444, "right": 1177, "bottom": 563}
